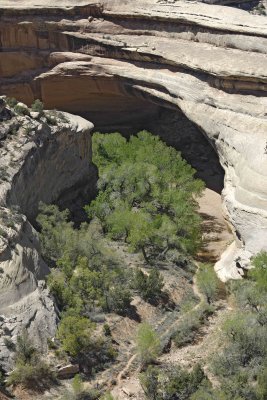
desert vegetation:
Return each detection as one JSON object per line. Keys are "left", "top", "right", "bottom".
{"left": 4, "top": 129, "right": 266, "bottom": 400}
{"left": 26, "top": 131, "right": 205, "bottom": 393}
{"left": 7, "top": 330, "right": 56, "bottom": 390}
{"left": 86, "top": 131, "right": 204, "bottom": 261}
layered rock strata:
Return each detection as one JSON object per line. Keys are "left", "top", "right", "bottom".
{"left": 0, "top": 101, "right": 95, "bottom": 370}
{"left": 0, "top": 0, "right": 267, "bottom": 278}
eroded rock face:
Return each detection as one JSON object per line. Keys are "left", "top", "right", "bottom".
{"left": 0, "top": 104, "right": 95, "bottom": 370}
{"left": 0, "top": 1, "right": 266, "bottom": 276}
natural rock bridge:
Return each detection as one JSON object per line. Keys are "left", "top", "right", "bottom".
{"left": 0, "top": 0, "right": 267, "bottom": 275}
{"left": 0, "top": 0, "right": 267, "bottom": 298}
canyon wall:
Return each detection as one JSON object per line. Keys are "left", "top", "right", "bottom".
{"left": 0, "top": 0, "right": 267, "bottom": 276}
{"left": 0, "top": 106, "right": 95, "bottom": 370}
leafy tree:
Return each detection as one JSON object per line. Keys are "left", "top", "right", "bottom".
{"left": 106, "top": 286, "right": 132, "bottom": 314}
{"left": 136, "top": 323, "right": 161, "bottom": 367}
{"left": 86, "top": 131, "right": 204, "bottom": 261}
{"left": 57, "top": 315, "right": 95, "bottom": 357}
{"left": 37, "top": 203, "right": 73, "bottom": 263}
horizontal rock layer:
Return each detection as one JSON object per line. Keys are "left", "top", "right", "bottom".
{"left": 0, "top": 0, "right": 267, "bottom": 276}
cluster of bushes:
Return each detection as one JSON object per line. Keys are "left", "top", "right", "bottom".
{"left": 86, "top": 131, "right": 204, "bottom": 262}
{"left": 28, "top": 130, "right": 210, "bottom": 396}
{"left": 5, "top": 97, "right": 67, "bottom": 126}
{"left": 11, "top": 99, "right": 43, "bottom": 117}
{"left": 37, "top": 204, "right": 132, "bottom": 316}
{"left": 173, "top": 302, "right": 215, "bottom": 348}
{"left": 138, "top": 254, "right": 267, "bottom": 400}
{"left": 140, "top": 363, "right": 207, "bottom": 400}
{"left": 7, "top": 331, "right": 56, "bottom": 389}
{"left": 59, "top": 374, "right": 101, "bottom": 400}
{"left": 37, "top": 204, "right": 130, "bottom": 370}
{"left": 132, "top": 268, "right": 164, "bottom": 303}
{"left": 35, "top": 132, "right": 205, "bottom": 373}
{"left": 203, "top": 252, "right": 267, "bottom": 400}
{"left": 172, "top": 263, "right": 219, "bottom": 347}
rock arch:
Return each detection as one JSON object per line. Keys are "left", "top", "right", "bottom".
{"left": 0, "top": 0, "right": 267, "bottom": 279}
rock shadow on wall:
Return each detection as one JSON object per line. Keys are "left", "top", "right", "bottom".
{"left": 146, "top": 108, "right": 224, "bottom": 194}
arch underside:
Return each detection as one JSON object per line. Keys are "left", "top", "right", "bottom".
{"left": 0, "top": 0, "right": 267, "bottom": 277}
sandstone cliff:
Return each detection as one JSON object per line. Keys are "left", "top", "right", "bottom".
{"left": 0, "top": 0, "right": 266, "bottom": 277}
{"left": 0, "top": 100, "right": 95, "bottom": 370}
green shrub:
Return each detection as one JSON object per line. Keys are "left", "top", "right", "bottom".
{"left": 31, "top": 99, "right": 44, "bottom": 113}
{"left": 173, "top": 310, "right": 201, "bottom": 348}
{"left": 136, "top": 323, "right": 161, "bottom": 367}
{"left": 7, "top": 360, "right": 56, "bottom": 389}
{"left": 173, "top": 303, "right": 214, "bottom": 348}
{"left": 133, "top": 268, "right": 164, "bottom": 303}
{"left": 0, "top": 167, "right": 10, "bottom": 182}
{"left": 6, "top": 97, "right": 18, "bottom": 108}
{"left": 7, "top": 330, "right": 56, "bottom": 389}
{"left": 106, "top": 286, "right": 132, "bottom": 314}
{"left": 208, "top": 252, "right": 267, "bottom": 396}
{"left": 100, "top": 393, "right": 115, "bottom": 400}
{"left": 140, "top": 364, "right": 206, "bottom": 400}
{"left": 46, "top": 113, "right": 58, "bottom": 125}
{"left": 103, "top": 324, "right": 111, "bottom": 336}
{"left": 57, "top": 315, "right": 95, "bottom": 357}
{"left": 15, "top": 330, "right": 38, "bottom": 364}
{"left": 196, "top": 263, "right": 220, "bottom": 304}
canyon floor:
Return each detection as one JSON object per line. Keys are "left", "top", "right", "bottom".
{"left": 8, "top": 187, "right": 233, "bottom": 400}
{"left": 110, "top": 188, "right": 233, "bottom": 400}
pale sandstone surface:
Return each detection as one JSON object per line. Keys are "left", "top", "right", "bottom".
{"left": 0, "top": 2, "right": 266, "bottom": 280}
{"left": 0, "top": 105, "right": 95, "bottom": 370}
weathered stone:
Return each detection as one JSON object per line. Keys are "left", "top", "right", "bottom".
{"left": 0, "top": 110, "right": 96, "bottom": 370}
{"left": 57, "top": 364, "right": 80, "bottom": 379}
{"left": 29, "top": 111, "right": 40, "bottom": 119}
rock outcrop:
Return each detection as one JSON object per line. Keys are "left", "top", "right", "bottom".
{"left": 0, "top": 99, "right": 95, "bottom": 370}
{"left": 0, "top": 1, "right": 266, "bottom": 277}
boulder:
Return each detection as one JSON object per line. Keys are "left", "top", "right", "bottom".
{"left": 57, "top": 364, "right": 79, "bottom": 379}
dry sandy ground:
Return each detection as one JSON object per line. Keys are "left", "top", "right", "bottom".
{"left": 197, "top": 188, "right": 233, "bottom": 263}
